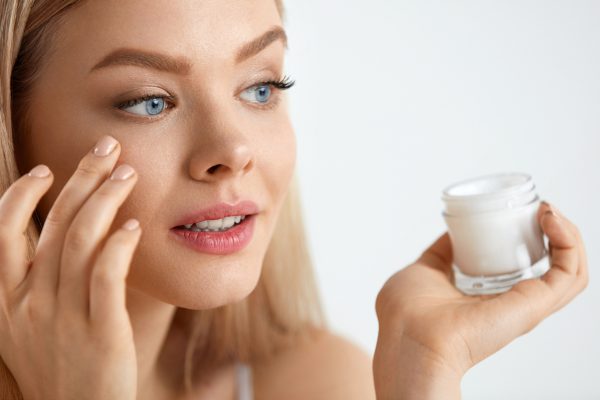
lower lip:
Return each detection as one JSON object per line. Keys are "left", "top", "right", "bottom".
{"left": 169, "top": 214, "right": 256, "bottom": 255}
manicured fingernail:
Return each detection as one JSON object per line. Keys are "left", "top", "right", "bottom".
{"left": 93, "top": 135, "right": 118, "bottom": 157}
{"left": 122, "top": 218, "right": 140, "bottom": 231}
{"left": 541, "top": 200, "right": 560, "bottom": 217}
{"left": 28, "top": 164, "right": 50, "bottom": 178}
{"left": 110, "top": 164, "right": 135, "bottom": 180}
{"left": 543, "top": 209, "right": 559, "bottom": 219}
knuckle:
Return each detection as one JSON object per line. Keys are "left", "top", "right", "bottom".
{"left": 24, "top": 293, "right": 52, "bottom": 323}
{"left": 64, "top": 227, "right": 88, "bottom": 252}
{"left": 95, "top": 185, "right": 119, "bottom": 201}
{"left": 92, "top": 268, "right": 118, "bottom": 292}
{"left": 77, "top": 156, "right": 104, "bottom": 179}
{"left": 44, "top": 204, "right": 70, "bottom": 228}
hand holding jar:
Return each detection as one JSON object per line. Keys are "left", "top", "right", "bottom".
{"left": 373, "top": 200, "right": 588, "bottom": 400}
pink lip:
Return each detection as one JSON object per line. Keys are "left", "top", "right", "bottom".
{"left": 169, "top": 214, "right": 256, "bottom": 255}
{"left": 171, "top": 200, "right": 259, "bottom": 228}
{"left": 168, "top": 200, "right": 259, "bottom": 255}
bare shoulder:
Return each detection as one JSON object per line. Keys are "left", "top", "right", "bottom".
{"left": 253, "top": 327, "right": 376, "bottom": 400}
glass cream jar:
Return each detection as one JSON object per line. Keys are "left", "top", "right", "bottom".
{"left": 442, "top": 173, "right": 550, "bottom": 295}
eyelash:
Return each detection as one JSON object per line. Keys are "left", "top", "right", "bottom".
{"left": 114, "top": 75, "right": 296, "bottom": 117}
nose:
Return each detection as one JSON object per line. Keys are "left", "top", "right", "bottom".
{"left": 187, "top": 127, "right": 254, "bottom": 183}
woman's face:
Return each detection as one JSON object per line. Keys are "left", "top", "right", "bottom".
{"left": 15, "top": 0, "right": 295, "bottom": 309}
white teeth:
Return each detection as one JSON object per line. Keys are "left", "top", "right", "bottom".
{"left": 182, "top": 215, "right": 247, "bottom": 232}
{"left": 195, "top": 220, "right": 209, "bottom": 229}
{"left": 207, "top": 219, "right": 223, "bottom": 230}
{"left": 222, "top": 216, "right": 236, "bottom": 228}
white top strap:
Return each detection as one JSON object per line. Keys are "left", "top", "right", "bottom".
{"left": 235, "top": 361, "right": 253, "bottom": 400}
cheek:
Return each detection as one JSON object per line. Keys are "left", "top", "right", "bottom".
{"left": 112, "top": 145, "right": 170, "bottom": 227}
{"left": 263, "top": 123, "right": 296, "bottom": 198}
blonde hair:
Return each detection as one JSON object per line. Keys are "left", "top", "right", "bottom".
{"left": 0, "top": 1, "right": 326, "bottom": 398}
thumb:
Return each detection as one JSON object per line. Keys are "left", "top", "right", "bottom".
{"left": 417, "top": 232, "right": 454, "bottom": 280}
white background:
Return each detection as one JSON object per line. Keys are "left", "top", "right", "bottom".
{"left": 285, "top": 1, "right": 600, "bottom": 399}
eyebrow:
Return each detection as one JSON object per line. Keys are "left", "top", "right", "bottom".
{"left": 89, "top": 26, "right": 288, "bottom": 75}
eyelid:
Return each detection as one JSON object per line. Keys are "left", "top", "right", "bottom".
{"left": 113, "top": 74, "right": 294, "bottom": 119}
{"left": 113, "top": 94, "right": 176, "bottom": 122}
{"left": 115, "top": 93, "right": 176, "bottom": 110}
{"left": 238, "top": 75, "right": 295, "bottom": 110}
{"left": 245, "top": 74, "right": 295, "bottom": 92}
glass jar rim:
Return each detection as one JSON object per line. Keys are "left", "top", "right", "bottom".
{"left": 442, "top": 172, "right": 534, "bottom": 202}
{"left": 442, "top": 195, "right": 540, "bottom": 219}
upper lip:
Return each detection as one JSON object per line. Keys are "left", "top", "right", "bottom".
{"left": 172, "top": 200, "right": 259, "bottom": 228}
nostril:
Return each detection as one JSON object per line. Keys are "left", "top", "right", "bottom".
{"left": 207, "top": 164, "right": 221, "bottom": 174}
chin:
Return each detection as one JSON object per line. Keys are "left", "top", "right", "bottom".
{"left": 174, "top": 276, "right": 260, "bottom": 310}
{"left": 127, "top": 254, "right": 264, "bottom": 310}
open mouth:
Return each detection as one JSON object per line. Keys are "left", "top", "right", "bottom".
{"left": 172, "top": 214, "right": 252, "bottom": 233}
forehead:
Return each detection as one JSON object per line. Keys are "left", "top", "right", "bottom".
{"left": 51, "top": 0, "right": 282, "bottom": 72}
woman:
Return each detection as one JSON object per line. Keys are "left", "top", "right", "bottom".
{"left": 0, "top": 1, "right": 588, "bottom": 399}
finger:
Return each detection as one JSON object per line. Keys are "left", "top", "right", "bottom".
{"left": 0, "top": 165, "right": 53, "bottom": 292}
{"left": 544, "top": 201, "right": 589, "bottom": 293}
{"left": 89, "top": 219, "right": 141, "bottom": 325}
{"left": 58, "top": 164, "right": 137, "bottom": 317}
{"left": 538, "top": 200, "right": 580, "bottom": 240}
{"left": 28, "top": 136, "right": 120, "bottom": 298}
{"left": 417, "top": 232, "right": 454, "bottom": 280}
{"left": 539, "top": 209, "right": 579, "bottom": 287}
{"left": 479, "top": 209, "right": 580, "bottom": 338}
{"left": 538, "top": 203, "right": 589, "bottom": 313}
{"left": 558, "top": 237, "right": 589, "bottom": 312}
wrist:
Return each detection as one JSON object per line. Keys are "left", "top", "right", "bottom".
{"left": 373, "top": 327, "right": 463, "bottom": 400}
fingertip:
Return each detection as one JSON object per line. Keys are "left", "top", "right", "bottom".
{"left": 537, "top": 200, "right": 552, "bottom": 222}
{"left": 27, "top": 164, "right": 52, "bottom": 178}
{"left": 541, "top": 209, "right": 577, "bottom": 249}
{"left": 541, "top": 209, "right": 560, "bottom": 232}
{"left": 121, "top": 218, "right": 140, "bottom": 231}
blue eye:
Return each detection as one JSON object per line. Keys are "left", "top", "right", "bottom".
{"left": 241, "top": 84, "right": 272, "bottom": 104}
{"left": 118, "top": 95, "right": 171, "bottom": 116}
